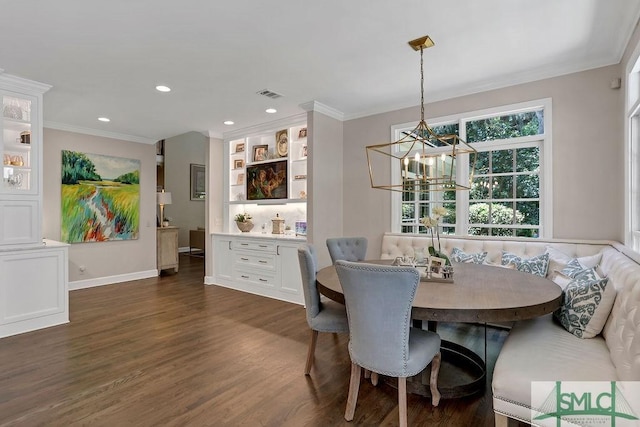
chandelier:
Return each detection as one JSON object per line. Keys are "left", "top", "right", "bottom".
{"left": 366, "top": 36, "right": 477, "bottom": 193}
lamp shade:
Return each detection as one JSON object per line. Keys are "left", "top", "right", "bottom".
{"left": 157, "top": 191, "right": 172, "bottom": 205}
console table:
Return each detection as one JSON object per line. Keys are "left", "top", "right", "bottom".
{"left": 157, "top": 226, "right": 179, "bottom": 274}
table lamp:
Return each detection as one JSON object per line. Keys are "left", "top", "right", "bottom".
{"left": 157, "top": 190, "right": 172, "bottom": 227}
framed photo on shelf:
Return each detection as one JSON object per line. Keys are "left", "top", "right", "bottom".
{"left": 276, "top": 129, "right": 288, "bottom": 157}
{"left": 237, "top": 173, "right": 245, "bottom": 185}
{"left": 294, "top": 174, "right": 306, "bottom": 180}
{"left": 190, "top": 163, "right": 206, "bottom": 200}
{"left": 301, "top": 145, "right": 307, "bottom": 158}
{"left": 298, "top": 128, "right": 307, "bottom": 139}
{"left": 235, "top": 142, "right": 245, "bottom": 153}
{"left": 253, "top": 144, "right": 268, "bottom": 162}
{"left": 233, "top": 159, "right": 244, "bottom": 169}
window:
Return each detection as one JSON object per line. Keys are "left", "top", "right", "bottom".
{"left": 392, "top": 99, "right": 552, "bottom": 238}
{"left": 626, "top": 44, "right": 640, "bottom": 251}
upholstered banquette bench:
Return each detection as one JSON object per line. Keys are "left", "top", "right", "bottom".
{"left": 380, "top": 232, "right": 640, "bottom": 426}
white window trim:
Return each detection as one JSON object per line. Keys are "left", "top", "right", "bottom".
{"left": 625, "top": 39, "right": 640, "bottom": 251}
{"left": 390, "top": 98, "right": 553, "bottom": 238}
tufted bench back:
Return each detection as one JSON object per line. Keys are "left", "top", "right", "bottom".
{"left": 380, "top": 232, "right": 610, "bottom": 265}
{"left": 599, "top": 245, "right": 640, "bottom": 380}
{"left": 380, "top": 232, "right": 640, "bottom": 381}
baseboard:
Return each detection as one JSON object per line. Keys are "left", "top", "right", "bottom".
{"left": 69, "top": 269, "right": 158, "bottom": 290}
{"left": 204, "top": 275, "right": 215, "bottom": 285}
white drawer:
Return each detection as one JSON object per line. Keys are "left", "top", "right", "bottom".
{"left": 233, "top": 251, "right": 276, "bottom": 271}
{"left": 232, "top": 240, "right": 276, "bottom": 253}
{"left": 234, "top": 270, "right": 276, "bottom": 288}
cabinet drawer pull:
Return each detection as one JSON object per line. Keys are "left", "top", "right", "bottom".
{"left": 240, "top": 243, "right": 249, "bottom": 246}
{"left": 259, "top": 244, "right": 268, "bottom": 248}
{"left": 259, "top": 278, "right": 268, "bottom": 282}
{"left": 240, "top": 257, "right": 249, "bottom": 261}
{"left": 241, "top": 275, "right": 250, "bottom": 279}
{"left": 258, "top": 260, "right": 267, "bottom": 264}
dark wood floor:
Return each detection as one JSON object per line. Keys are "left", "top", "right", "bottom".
{"left": 0, "top": 254, "right": 516, "bottom": 426}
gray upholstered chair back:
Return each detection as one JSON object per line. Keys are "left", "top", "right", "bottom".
{"left": 335, "top": 260, "right": 420, "bottom": 377}
{"left": 298, "top": 245, "right": 321, "bottom": 323}
{"left": 326, "top": 237, "right": 368, "bottom": 264}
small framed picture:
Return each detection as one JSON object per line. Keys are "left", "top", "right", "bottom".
{"left": 298, "top": 128, "right": 307, "bottom": 139}
{"left": 252, "top": 144, "right": 268, "bottom": 162}
{"left": 237, "top": 173, "right": 245, "bottom": 185}
{"left": 233, "top": 159, "right": 244, "bottom": 169}
{"left": 276, "top": 129, "right": 288, "bottom": 157}
{"left": 294, "top": 174, "right": 307, "bottom": 180}
{"left": 235, "top": 142, "right": 245, "bottom": 153}
{"left": 428, "top": 256, "right": 446, "bottom": 278}
{"left": 301, "top": 145, "right": 307, "bottom": 158}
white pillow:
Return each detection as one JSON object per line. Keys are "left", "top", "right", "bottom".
{"left": 545, "top": 246, "right": 602, "bottom": 280}
{"left": 553, "top": 269, "right": 616, "bottom": 339}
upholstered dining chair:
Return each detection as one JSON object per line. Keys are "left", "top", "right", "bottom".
{"left": 326, "top": 237, "right": 368, "bottom": 264}
{"left": 335, "top": 260, "right": 442, "bottom": 426}
{"left": 298, "top": 245, "right": 349, "bottom": 375}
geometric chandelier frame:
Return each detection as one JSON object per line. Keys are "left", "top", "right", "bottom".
{"left": 366, "top": 35, "right": 477, "bottom": 192}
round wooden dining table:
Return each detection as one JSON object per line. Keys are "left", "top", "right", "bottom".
{"left": 316, "top": 260, "right": 562, "bottom": 398}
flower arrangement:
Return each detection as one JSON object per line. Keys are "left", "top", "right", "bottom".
{"left": 421, "top": 206, "right": 451, "bottom": 265}
{"left": 234, "top": 212, "right": 252, "bottom": 223}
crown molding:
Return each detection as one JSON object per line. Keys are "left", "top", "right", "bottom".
{"left": 0, "top": 70, "right": 51, "bottom": 94}
{"left": 44, "top": 121, "right": 156, "bottom": 144}
{"left": 223, "top": 113, "right": 307, "bottom": 141}
{"left": 299, "top": 101, "right": 344, "bottom": 121}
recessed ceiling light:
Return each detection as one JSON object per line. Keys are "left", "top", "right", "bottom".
{"left": 156, "top": 85, "right": 171, "bottom": 92}
{"left": 265, "top": 108, "right": 277, "bottom": 114}
{"left": 224, "top": 120, "right": 234, "bottom": 125}
{"left": 98, "top": 117, "right": 110, "bottom": 122}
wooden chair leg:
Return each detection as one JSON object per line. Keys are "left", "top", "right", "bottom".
{"left": 364, "top": 369, "right": 371, "bottom": 379}
{"left": 344, "top": 362, "right": 361, "bottom": 421}
{"left": 398, "top": 376, "right": 407, "bottom": 427}
{"left": 429, "top": 352, "right": 442, "bottom": 406}
{"left": 304, "top": 329, "right": 318, "bottom": 375}
{"left": 371, "top": 372, "right": 379, "bottom": 386}
{"left": 494, "top": 413, "right": 509, "bottom": 427}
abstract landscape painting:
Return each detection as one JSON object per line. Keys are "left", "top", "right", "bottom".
{"left": 61, "top": 150, "right": 140, "bottom": 243}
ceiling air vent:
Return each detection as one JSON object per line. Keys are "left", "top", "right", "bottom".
{"left": 256, "top": 89, "right": 283, "bottom": 99}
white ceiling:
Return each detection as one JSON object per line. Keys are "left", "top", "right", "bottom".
{"left": 1, "top": 1, "right": 639, "bottom": 143}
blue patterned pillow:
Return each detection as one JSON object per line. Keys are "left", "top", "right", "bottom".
{"left": 501, "top": 251, "right": 550, "bottom": 277}
{"left": 450, "top": 247, "right": 488, "bottom": 264}
{"left": 560, "top": 258, "right": 599, "bottom": 280}
{"left": 553, "top": 270, "right": 615, "bottom": 339}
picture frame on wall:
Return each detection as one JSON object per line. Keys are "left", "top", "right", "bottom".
{"left": 190, "top": 163, "right": 206, "bottom": 200}
{"left": 233, "top": 159, "right": 244, "bottom": 169}
{"left": 298, "top": 128, "right": 307, "bottom": 139}
{"left": 237, "top": 173, "right": 245, "bottom": 185}
{"left": 235, "top": 142, "right": 245, "bottom": 153}
{"left": 253, "top": 144, "right": 268, "bottom": 162}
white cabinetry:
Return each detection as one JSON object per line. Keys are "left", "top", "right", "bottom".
{"left": 0, "top": 71, "right": 69, "bottom": 339}
{"left": 1, "top": 73, "right": 50, "bottom": 247}
{"left": 0, "top": 240, "right": 69, "bottom": 338}
{"left": 223, "top": 115, "right": 308, "bottom": 235}
{"left": 211, "top": 233, "right": 305, "bottom": 305}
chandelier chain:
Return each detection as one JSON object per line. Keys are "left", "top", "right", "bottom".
{"left": 420, "top": 46, "right": 424, "bottom": 122}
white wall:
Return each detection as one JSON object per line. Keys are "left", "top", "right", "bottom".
{"left": 43, "top": 128, "right": 157, "bottom": 285}
{"left": 164, "top": 131, "right": 207, "bottom": 248}
{"left": 308, "top": 111, "right": 344, "bottom": 268}
{"left": 342, "top": 64, "right": 624, "bottom": 257}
